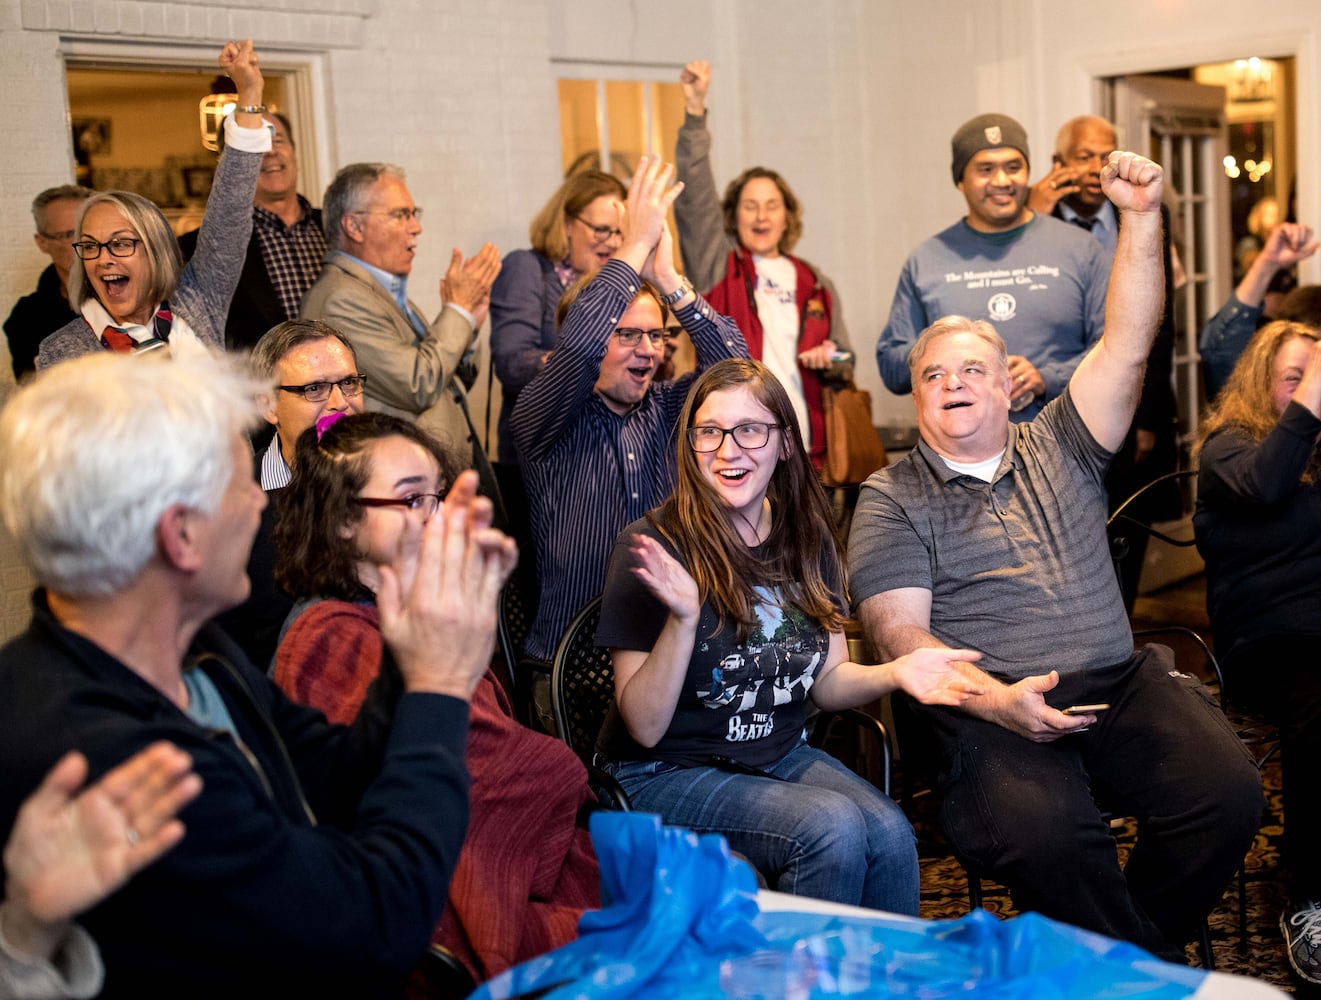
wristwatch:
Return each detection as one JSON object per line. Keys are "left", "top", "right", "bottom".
{"left": 660, "top": 277, "right": 694, "bottom": 305}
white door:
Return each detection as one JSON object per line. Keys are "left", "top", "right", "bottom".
{"left": 1111, "top": 75, "right": 1231, "bottom": 449}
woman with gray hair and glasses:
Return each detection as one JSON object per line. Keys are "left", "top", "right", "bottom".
{"left": 37, "top": 40, "right": 271, "bottom": 369}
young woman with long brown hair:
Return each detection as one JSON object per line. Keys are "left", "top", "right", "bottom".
{"left": 595, "top": 358, "right": 980, "bottom": 913}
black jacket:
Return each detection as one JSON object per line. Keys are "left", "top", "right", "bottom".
{"left": 3, "top": 264, "right": 74, "bottom": 378}
{"left": 0, "top": 593, "right": 470, "bottom": 998}
{"left": 177, "top": 205, "right": 323, "bottom": 351}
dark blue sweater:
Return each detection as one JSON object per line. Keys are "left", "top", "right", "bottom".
{"left": 0, "top": 592, "right": 471, "bottom": 999}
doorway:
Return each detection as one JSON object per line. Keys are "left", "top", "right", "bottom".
{"left": 1107, "top": 55, "right": 1296, "bottom": 451}
{"left": 1103, "top": 55, "right": 1295, "bottom": 593}
{"left": 60, "top": 40, "right": 327, "bottom": 233}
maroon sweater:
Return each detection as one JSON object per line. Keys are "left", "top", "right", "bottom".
{"left": 275, "top": 601, "right": 599, "bottom": 981}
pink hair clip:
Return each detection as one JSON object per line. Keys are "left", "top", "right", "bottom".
{"left": 315, "top": 411, "right": 348, "bottom": 442}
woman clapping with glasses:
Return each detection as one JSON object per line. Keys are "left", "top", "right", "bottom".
{"left": 270, "top": 411, "right": 599, "bottom": 983}
{"left": 596, "top": 359, "right": 983, "bottom": 913}
{"left": 38, "top": 40, "right": 271, "bottom": 368}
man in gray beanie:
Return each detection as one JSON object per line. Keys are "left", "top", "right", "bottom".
{"left": 877, "top": 112, "right": 1111, "bottom": 419}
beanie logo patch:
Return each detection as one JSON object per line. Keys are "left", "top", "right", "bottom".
{"left": 984, "top": 126, "right": 1003, "bottom": 145}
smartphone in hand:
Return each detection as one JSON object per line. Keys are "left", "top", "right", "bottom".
{"left": 1061, "top": 703, "right": 1110, "bottom": 716}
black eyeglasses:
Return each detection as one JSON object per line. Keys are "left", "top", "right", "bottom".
{"left": 353, "top": 492, "right": 443, "bottom": 521}
{"left": 72, "top": 237, "right": 141, "bottom": 260}
{"left": 615, "top": 328, "right": 665, "bottom": 348}
{"left": 277, "top": 375, "right": 367, "bottom": 403}
{"left": 575, "top": 216, "right": 623, "bottom": 244}
{"left": 38, "top": 228, "right": 76, "bottom": 242}
{"left": 688, "top": 422, "right": 780, "bottom": 453}
{"left": 664, "top": 325, "right": 683, "bottom": 341}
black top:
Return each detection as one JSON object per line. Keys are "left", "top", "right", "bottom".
{"left": 3, "top": 264, "right": 74, "bottom": 378}
{"left": 596, "top": 511, "right": 842, "bottom": 769}
{"left": 1195, "top": 400, "right": 1321, "bottom": 656}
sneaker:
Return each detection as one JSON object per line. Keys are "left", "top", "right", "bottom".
{"left": 1281, "top": 899, "right": 1321, "bottom": 984}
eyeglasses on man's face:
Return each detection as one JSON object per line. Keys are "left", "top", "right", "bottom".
{"left": 614, "top": 327, "right": 665, "bottom": 349}
{"left": 72, "top": 237, "right": 141, "bottom": 260}
{"left": 277, "top": 375, "right": 368, "bottom": 403}
{"left": 575, "top": 216, "right": 624, "bottom": 245}
{"left": 354, "top": 206, "right": 423, "bottom": 223}
{"left": 687, "top": 422, "right": 780, "bottom": 453}
{"left": 353, "top": 492, "right": 443, "bottom": 521}
{"left": 39, "top": 228, "right": 76, "bottom": 242}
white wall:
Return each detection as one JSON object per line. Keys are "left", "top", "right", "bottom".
{"left": 2, "top": 0, "right": 1320, "bottom": 640}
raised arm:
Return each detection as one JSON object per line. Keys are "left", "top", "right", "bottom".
{"left": 1068, "top": 151, "right": 1165, "bottom": 452}
{"left": 1200, "top": 222, "right": 1318, "bottom": 394}
{"left": 182, "top": 40, "right": 270, "bottom": 349}
{"left": 512, "top": 157, "right": 688, "bottom": 461}
{"left": 674, "top": 60, "right": 735, "bottom": 293}
{"left": 856, "top": 589, "right": 1095, "bottom": 742}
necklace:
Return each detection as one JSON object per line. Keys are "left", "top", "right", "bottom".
{"left": 732, "top": 499, "right": 771, "bottom": 546}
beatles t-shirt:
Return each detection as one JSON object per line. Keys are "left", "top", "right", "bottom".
{"left": 595, "top": 512, "right": 842, "bottom": 769}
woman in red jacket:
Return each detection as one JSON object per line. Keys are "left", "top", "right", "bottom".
{"left": 673, "top": 60, "right": 853, "bottom": 471}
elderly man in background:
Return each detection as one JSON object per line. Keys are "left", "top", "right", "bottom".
{"left": 4, "top": 185, "right": 92, "bottom": 379}
{"left": 850, "top": 150, "right": 1262, "bottom": 962}
{"left": 0, "top": 349, "right": 515, "bottom": 997}
{"left": 303, "top": 163, "right": 500, "bottom": 489}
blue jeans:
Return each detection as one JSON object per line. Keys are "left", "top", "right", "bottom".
{"left": 604, "top": 741, "right": 919, "bottom": 915}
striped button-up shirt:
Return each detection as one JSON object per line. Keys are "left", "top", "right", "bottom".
{"left": 511, "top": 260, "right": 748, "bottom": 660}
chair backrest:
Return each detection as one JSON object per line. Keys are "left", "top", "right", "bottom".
{"left": 1106, "top": 468, "right": 1198, "bottom": 607}
{"left": 496, "top": 582, "right": 530, "bottom": 690}
{"left": 1106, "top": 470, "right": 1196, "bottom": 556}
{"left": 549, "top": 595, "right": 613, "bottom": 763}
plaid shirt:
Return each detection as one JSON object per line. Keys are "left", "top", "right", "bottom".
{"left": 252, "top": 195, "right": 327, "bottom": 320}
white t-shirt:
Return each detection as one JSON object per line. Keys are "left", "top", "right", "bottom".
{"left": 753, "top": 254, "right": 809, "bottom": 448}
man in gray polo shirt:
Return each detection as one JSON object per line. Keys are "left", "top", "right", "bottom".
{"left": 849, "top": 151, "right": 1262, "bottom": 962}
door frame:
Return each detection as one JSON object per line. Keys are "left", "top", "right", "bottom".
{"left": 58, "top": 37, "right": 333, "bottom": 205}
{"left": 1074, "top": 31, "right": 1318, "bottom": 286}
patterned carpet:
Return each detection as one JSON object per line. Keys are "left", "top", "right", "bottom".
{"left": 900, "top": 706, "right": 1301, "bottom": 993}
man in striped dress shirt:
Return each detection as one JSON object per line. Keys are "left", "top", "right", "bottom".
{"left": 850, "top": 151, "right": 1262, "bottom": 962}
{"left": 512, "top": 157, "right": 748, "bottom": 671}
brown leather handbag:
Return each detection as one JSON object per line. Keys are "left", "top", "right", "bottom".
{"left": 820, "top": 381, "right": 888, "bottom": 487}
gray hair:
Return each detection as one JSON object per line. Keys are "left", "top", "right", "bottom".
{"left": 322, "top": 162, "right": 407, "bottom": 251}
{"left": 31, "top": 185, "right": 92, "bottom": 230}
{"left": 252, "top": 319, "right": 357, "bottom": 379}
{"left": 0, "top": 351, "right": 267, "bottom": 596}
{"left": 67, "top": 191, "right": 182, "bottom": 314}
{"left": 907, "top": 315, "right": 1009, "bottom": 385}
